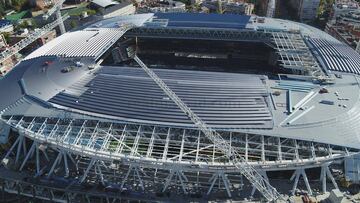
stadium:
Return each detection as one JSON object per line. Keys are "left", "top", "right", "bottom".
{"left": 0, "top": 13, "right": 360, "bottom": 202}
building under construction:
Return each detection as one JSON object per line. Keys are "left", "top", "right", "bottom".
{"left": 0, "top": 13, "right": 360, "bottom": 202}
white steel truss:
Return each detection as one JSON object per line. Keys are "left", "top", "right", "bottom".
{"left": 0, "top": 132, "right": 350, "bottom": 202}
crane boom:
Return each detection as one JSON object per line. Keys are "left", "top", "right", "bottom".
{"left": 133, "top": 55, "right": 282, "bottom": 202}
{"left": 0, "top": 15, "right": 69, "bottom": 74}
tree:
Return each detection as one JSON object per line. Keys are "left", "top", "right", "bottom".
{"left": 30, "top": 19, "right": 38, "bottom": 29}
{"left": 70, "top": 20, "right": 78, "bottom": 29}
{"left": 87, "top": 9, "right": 97, "bottom": 15}
{"left": 18, "top": 20, "right": 29, "bottom": 29}
{"left": 0, "top": 4, "right": 4, "bottom": 18}
{"left": 11, "top": 0, "right": 28, "bottom": 11}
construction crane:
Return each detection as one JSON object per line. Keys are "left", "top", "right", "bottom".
{"left": 133, "top": 55, "right": 283, "bottom": 202}
{"left": 0, "top": 14, "right": 69, "bottom": 75}
{"left": 266, "top": 0, "right": 276, "bottom": 17}
{"left": 43, "top": 0, "right": 66, "bottom": 35}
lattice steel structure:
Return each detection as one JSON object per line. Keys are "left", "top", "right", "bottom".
{"left": 0, "top": 106, "right": 353, "bottom": 201}
{"left": 125, "top": 27, "right": 273, "bottom": 42}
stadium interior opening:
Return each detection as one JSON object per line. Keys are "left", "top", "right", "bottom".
{"left": 103, "top": 36, "right": 288, "bottom": 75}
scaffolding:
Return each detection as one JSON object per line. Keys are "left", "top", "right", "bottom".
{"left": 270, "top": 32, "right": 323, "bottom": 77}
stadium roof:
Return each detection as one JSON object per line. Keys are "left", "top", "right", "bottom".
{"left": 152, "top": 13, "right": 251, "bottom": 29}
{"left": 49, "top": 66, "right": 273, "bottom": 128}
{"left": 1, "top": 14, "right": 360, "bottom": 149}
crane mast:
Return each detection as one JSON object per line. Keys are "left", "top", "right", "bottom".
{"left": 133, "top": 55, "right": 283, "bottom": 202}
{"left": 43, "top": 0, "right": 66, "bottom": 34}
{"left": 267, "top": 0, "right": 276, "bottom": 17}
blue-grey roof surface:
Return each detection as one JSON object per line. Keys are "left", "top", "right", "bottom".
{"left": 0, "top": 19, "right": 12, "bottom": 28}
{"left": 308, "top": 38, "right": 360, "bottom": 74}
{"left": 49, "top": 66, "right": 273, "bottom": 129}
{"left": 153, "top": 13, "right": 251, "bottom": 29}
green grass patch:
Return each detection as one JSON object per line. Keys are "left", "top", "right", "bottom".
{"left": 5, "top": 10, "right": 29, "bottom": 21}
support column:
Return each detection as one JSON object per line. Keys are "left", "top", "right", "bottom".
{"left": 48, "top": 151, "right": 62, "bottom": 177}
{"left": 162, "top": 170, "right": 174, "bottom": 193}
{"left": 291, "top": 169, "right": 301, "bottom": 195}
{"left": 221, "top": 172, "right": 231, "bottom": 198}
{"left": 206, "top": 172, "right": 232, "bottom": 197}
{"left": 120, "top": 165, "right": 132, "bottom": 190}
{"left": 80, "top": 159, "right": 95, "bottom": 183}
{"left": 320, "top": 164, "right": 326, "bottom": 193}
{"left": 326, "top": 165, "right": 339, "bottom": 190}
{"left": 15, "top": 135, "right": 24, "bottom": 164}
{"left": 291, "top": 168, "right": 313, "bottom": 195}
{"left": 320, "top": 163, "right": 338, "bottom": 193}
{"left": 251, "top": 170, "right": 269, "bottom": 197}
{"left": 19, "top": 142, "right": 36, "bottom": 171}
{"left": 301, "top": 168, "right": 312, "bottom": 195}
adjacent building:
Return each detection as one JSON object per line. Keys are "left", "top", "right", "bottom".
{"left": 201, "top": 0, "right": 254, "bottom": 15}
{"left": 288, "top": 0, "right": 320, "bottom": 21}
{"left": 331, "top": 0, "right": 359, "bottom": 20}
{"left": 325, "top": 0, "right": 360, "bottom": 53}
{"left": 29, "top": 0, "right": 55, "bottom": 9}
{"left": 102, "top": 2, "right": 136, "bottom": 18}
{"left": 138, "top": 0, "right": 186, "bottom": 13}
{"left": 0, "top": 20, "right": 14, "bottom": 33}
{"left": 89, "top": 0, "right": 135, "bottom": 18}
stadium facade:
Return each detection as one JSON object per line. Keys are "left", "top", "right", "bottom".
{"left": 0, "top": 13, "right": 360, "bottom": 202}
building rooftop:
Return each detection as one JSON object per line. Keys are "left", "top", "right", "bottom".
{"left": 89, "top": 0, "right": 119, "bottom": 8}
{"left": 0, "top": 20, "right": 12, "bottom": 28}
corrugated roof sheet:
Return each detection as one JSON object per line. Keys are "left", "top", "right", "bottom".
{"left": 308, "top": 38, "right": 360, "bottom": 74}
{"left": 49, "top": 66, "right": 273, "bottom": 129}
{"left": 24, "top": 28, "right": 126, "bottom": 60}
